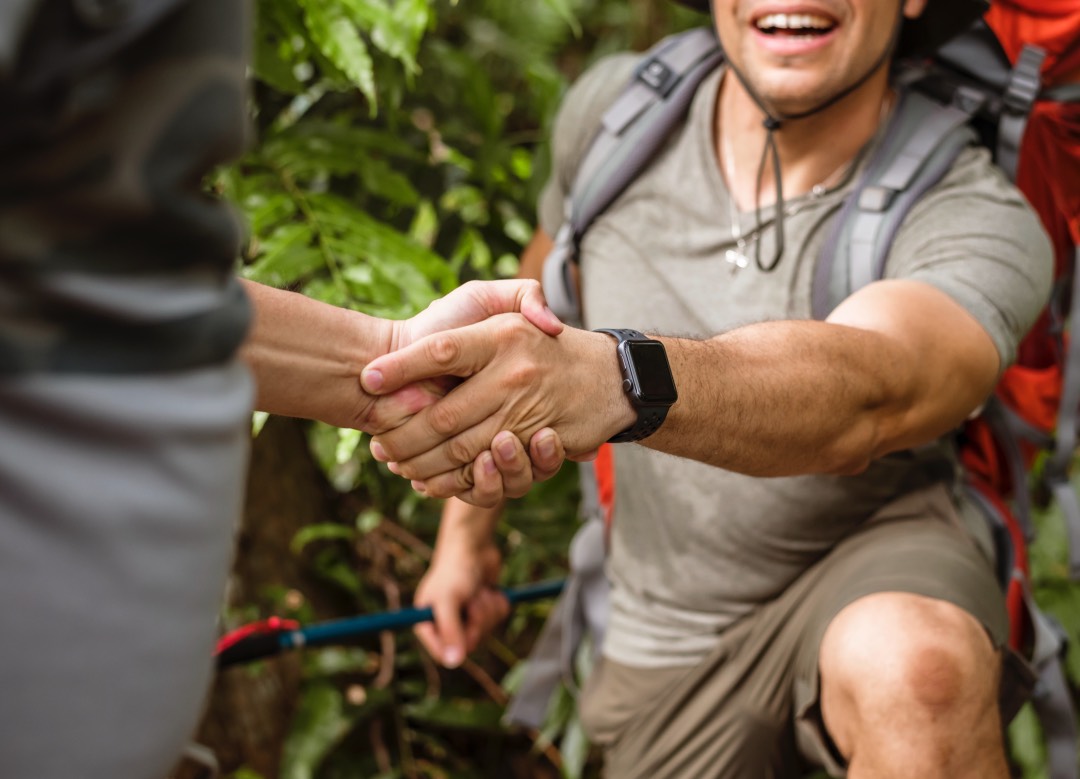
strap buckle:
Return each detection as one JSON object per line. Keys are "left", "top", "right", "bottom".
{"left": 1002, "top": 44, "right": 1045, "bottom": 115}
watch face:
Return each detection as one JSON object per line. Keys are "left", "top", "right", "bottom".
{"left": 626, "top": 340, "right": 678, "bottom": 404}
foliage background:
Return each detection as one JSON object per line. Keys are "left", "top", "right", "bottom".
{"left": 186, "top": 1, "right": 1080, "bottom": 777}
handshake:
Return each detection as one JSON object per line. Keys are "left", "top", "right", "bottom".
{"left": 243, "top": 278, "right": 633, "bottom": 506}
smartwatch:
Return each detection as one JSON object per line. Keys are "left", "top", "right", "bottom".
{"left": 594, "top": 328, "right": 678, "bottom": 443}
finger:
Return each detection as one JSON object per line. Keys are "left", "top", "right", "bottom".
{"left": 568, "top": 448, "right": 600, "bottom": 463}
{"left": 431, "top": 595, "right": 467, "bottom": 668}
{"left": 527, "top": 428, "right": 566, "bottom": 482}
{"left": 362, "top": 321, "right": 499, "bottom": 396}
{"left": 413, "top": 621, "right": 443, "bottom": 663}
{"left": 361, "top": 378, "right": 452, "bottom": 435}
{"left": 393, "top": 416, "right": 522, "bottom": 483}
{"left": 370, "top": 387, "right": 511, "bottom": 475}
{"left": 491, "top": 430, "right": 534, "bottom": 498}
{"left": 514, "top": 279, "right": 564, "bottom": 337}
{"left": 464, "top": 589, "right": 510, "bottom": 652}
{"left": 459, "top": 450, "right": 503, "bottom": 509}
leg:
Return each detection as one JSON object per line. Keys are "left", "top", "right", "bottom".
{"left": 819, "top": 592, "right": 1007, "bottom": 779}
{"left": 0, "top": 366, "right": 251, "bottom": 779}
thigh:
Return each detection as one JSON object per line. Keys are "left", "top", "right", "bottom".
{"left": 0, "top": 366, "right": 251, "bottom": 779}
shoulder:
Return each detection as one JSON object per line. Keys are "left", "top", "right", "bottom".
{"left": 888, "top": 144, "right": 1053, "bottom": 366}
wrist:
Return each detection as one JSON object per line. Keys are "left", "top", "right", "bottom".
{"left": 593, "top": 328, "right": 678, "bottom": 443}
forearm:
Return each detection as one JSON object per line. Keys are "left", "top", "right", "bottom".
{"left": 434, "top": 497, "right": 505, "bottom": 558}
{"left": 239, "top": 279, "right": 395, "bottom": 429}
{"left": 649, "top": 321, "right": 912, "bottom": 476}
{"left": 648, "top": 291, "right": 995, "bottom": 476}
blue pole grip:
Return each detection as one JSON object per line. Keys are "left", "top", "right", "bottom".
{"left": 282, "top": 578, "right": 566, "bottom": 650}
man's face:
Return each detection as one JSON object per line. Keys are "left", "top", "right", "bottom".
{"left": 713, "top": 0, "right": 928, "bottom": 116}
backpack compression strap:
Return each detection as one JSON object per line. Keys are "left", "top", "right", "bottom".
{"left": 811, "top": 89, "right": 977, "bottom": 319}
{"left": 542, "top": 27, "right": 724, "bottom": 324}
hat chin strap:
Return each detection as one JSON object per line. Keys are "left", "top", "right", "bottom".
{"left": 712, "top": 0, "right": 903, "bottom": 271}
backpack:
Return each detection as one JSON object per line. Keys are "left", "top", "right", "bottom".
{"left": 508, "top": 15, "right": 1080, "bottom": 778}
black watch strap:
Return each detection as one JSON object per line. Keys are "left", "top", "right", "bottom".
{"left": 595, "top": 328, "right": 675, "bottom": 443}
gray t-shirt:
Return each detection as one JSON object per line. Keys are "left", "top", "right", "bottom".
{"left": 539, "top": 55, "right": 1053, "bottom": 667}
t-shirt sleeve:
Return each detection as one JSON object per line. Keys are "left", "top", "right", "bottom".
{"left": 537, "top": 53, "right": 641, "bottom": 237}
{"left": 884, "top": 145, "right": 1053, "bottom": 369}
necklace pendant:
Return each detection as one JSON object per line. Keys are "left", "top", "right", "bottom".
{"left": 725, "top": 247, "right": 750, "bottom": 272}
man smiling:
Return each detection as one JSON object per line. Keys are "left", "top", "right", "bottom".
{"left": 362, "top": 0, "right": 1054, "bottom": 776}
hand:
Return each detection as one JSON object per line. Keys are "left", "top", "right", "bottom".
{"left": 362, "top": 314, "right": 631, "bottom": 497}
{"left": 398, "top": 278, "right": 563, "bottom": 346}
{"left": 414, "top": 539, "right": 508, "bottom": 668}
{"left": 356, "top": 279, "right": 564, "bottom": 436}
{"left": 428, "top": 428, "right": 566, "bottom": 508}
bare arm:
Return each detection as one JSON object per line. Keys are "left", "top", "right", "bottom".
{"left": 238, "top": 277, "right": 569, "bottom": 504}
{"left": 361, "top": 276, "right": 999, "bottom": 493}
{"left": 239, "top": 278, "right": 395, "bottom": 430}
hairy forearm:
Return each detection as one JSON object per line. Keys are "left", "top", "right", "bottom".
{"left": 239, "top": 279, "right": 394, "bottom": 428}
{"left": 649, "top": 316, "right": 989, "bottom": 476}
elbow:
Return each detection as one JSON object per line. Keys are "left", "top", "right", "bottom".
{"left": 819, "top": 414, "right": 890, "bottom": 476}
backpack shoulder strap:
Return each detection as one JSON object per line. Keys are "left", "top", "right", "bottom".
{"left": 811, "top": 90, "right": 978, "bottom": 319}
{"left": 542, "top": 27, "right": 724, "bottom": 324}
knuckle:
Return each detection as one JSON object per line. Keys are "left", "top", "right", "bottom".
{"left": 445, "top": 436, "right": 476, "bottom": 468}
{"left": 427, "top": 400, "right": 461, "bottom": 437}
{"left": 426, "top": 333, "right": 461, "bottom": 368}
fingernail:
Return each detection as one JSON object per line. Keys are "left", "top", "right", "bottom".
{"left": 482, "top": 451, "right": 497, "bottom": 475}
{"left": 371, "top": 441, "right": 388, "bottom": 461}
{"left": 411, "top": 480, "right": 427, "bottom": 495}
{"left": 363, "top": 369, "right": 383, "bottom": 392}
{"left": 444, "top": 647, "right": 463, "bottom": 667}
{"left": 538, "top": 433, "right": 556, "bottom": 461}
{"left": 387, "top": 461, "right": 401, "bottom": 475}
{"left": 496, "top": 435, "right": 516, "bottom": 462}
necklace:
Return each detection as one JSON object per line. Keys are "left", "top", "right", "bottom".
{"left": 721, "top": 132, "right": 851, "bottom": 273}
{"left": 718, "top": 92, "right": 892, "bottom": 273}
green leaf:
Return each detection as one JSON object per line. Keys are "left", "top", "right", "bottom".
{"left": 335, "top": 427, "right": 363, "bottom": 465}
{"left": 281, "top": 683, "right": 354, "bottom": 779}
{"left": 403, "top": 698, "right": 505, "bottom": 731}
{"left": 303, "top": 646, "right": 373, "bottom": 678}
{"left": 299, "top": 0, "right": 377, "bottom": 110}
{"left": 291, "top": 523, "right": 356, "bottom": 555}
{"left": 243, "top": 223, "right": 324, "bottom": 287}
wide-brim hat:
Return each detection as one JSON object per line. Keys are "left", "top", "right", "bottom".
{"left": 670, "top": 0, "right": 989, "bottom": 59}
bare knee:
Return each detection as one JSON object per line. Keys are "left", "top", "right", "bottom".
{"left": 818, "top": 593, "right": 1004, "bottom": 776}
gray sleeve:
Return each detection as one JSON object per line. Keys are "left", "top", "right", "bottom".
{"left": 537, "top": 53, "right": 641, "bottom": 237}
{"left": 884, "top": 145, "right": 1053, "bottom": 369}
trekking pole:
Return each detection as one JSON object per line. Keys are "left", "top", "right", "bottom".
{"left": 215, "top": 578, "right": 565, "bottom": 669}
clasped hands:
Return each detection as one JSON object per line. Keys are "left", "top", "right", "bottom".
{"left": 362, "top": 280, "right": 632, "bottom": 505}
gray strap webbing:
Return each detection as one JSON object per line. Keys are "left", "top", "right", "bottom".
{"left": 1025, "top": 586, "right": 1079, "bottom": 779}
{"left": 982, "top": 398, "right": 1036, "bottom": 542}
{"left": 814, "top": 91, "right": 976, "bottom": 314}
{"left": 1046, "top": 245, "right": 1080, "bottom": 579}
{"left": 542, "top": 222, "right": 584, "bottom": 326}
{"left": 504, "top": 462, "right": 610, "bottom": 730}
{"left": 848, "top": 112, "right": 974, "bottom": 294}
{"left": 542, "top": 27, "right": 722, "bottom": 326}
{"left": 997, "top": 44, "right": 1046, "bottom": 182}
{"left": 1043, "top": 83, "right": 1080, "bottom": 102}
{"left": 569, "top": 28, "right": 722, "bottom": 238}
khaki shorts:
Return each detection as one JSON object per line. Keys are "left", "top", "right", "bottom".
{"left": 579, "top": 487, "right": 1034, "bottom": 779}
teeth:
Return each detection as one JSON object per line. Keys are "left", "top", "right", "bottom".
{"left": 756, "top": 13, "right": 832, "bottom": 31}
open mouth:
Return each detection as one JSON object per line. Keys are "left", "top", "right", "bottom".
{"left": 754, "top": 12, "right": 837, "bottom": 39}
